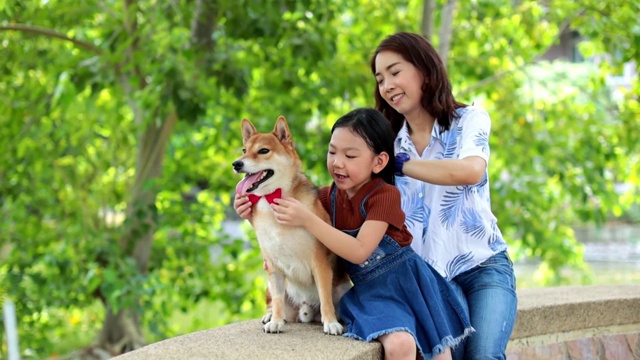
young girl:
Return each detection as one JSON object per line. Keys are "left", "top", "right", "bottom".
{"left": 269, "top": 108, "right": 473, "bottom": 360}
{"left": 371, "top": 32, "right": 517, "bottom": 359}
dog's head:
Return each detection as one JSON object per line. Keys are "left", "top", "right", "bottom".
{"left": 233, "top": 116, "right": 301, "bottom": 196}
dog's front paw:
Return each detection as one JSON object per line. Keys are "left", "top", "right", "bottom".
{"left": 323, "top": 321, "right": 344, "bottom": 336}
{"left": 261, "top": 311, "right": 273, "bottom": 324}
{"left": 263, "top": 319, "right": 286, "bottom": 334}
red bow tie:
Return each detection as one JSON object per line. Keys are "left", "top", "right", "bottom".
{"left": 247, "top": 188, "right": 282, "bottom": 205}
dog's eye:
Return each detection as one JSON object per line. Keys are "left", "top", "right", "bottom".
{"left": 242, "top": 148, "right": 246, "bottom": 154}
{"left": 258, "top": 148, "right": 270, "bottom": 154}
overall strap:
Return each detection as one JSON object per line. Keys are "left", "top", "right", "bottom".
{"left": 358, "top": 182, "right": 386, "bottom": 220}
{"left": 330, "top": 184, "right": 338, "bottom": 227}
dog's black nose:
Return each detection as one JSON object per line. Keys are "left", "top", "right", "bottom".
{"left": 232, "top": 160, "right": 243, "bottom": 172}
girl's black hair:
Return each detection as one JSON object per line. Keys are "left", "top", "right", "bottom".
{"left": 370, "top": 31, "right": 467, "bottom": 136}
{"left": 331, "top": 108, "right": 396, "bottom": 185}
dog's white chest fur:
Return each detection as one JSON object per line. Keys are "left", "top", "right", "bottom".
{"left": 253, "top": 200, "right": 318, "bottom": 290}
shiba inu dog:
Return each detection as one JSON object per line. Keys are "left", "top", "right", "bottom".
{"left": 232, "top": 116, "right": 350, "bottom": 335}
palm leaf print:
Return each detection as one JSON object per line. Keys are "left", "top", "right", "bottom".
{"left": 422, "top": 205, "right": 431, "bottom": 246}
{"left": 405, "top": 194, "right": 424, "bottom": 231}
{"left": 445, "top": 252, "right": 475, "bottom": 280}
{"left": 397, "top": 176, "right": 423, "bottom": 234}
{"left": 456, "top": 107, "right": 470, "bottom": 118}
{"left": 471, "top": 174, "right": 488, "bottom": 195}
{"left": 461, "top": 208, "right": 486, "bottom": 239}
{"left": 443, "top": 125, "right": 463, "bottom": 158}
{"left": 488, "top": 222, "right": 503, "bottom": 251}
{"left": 474, "top": 130, "right": 490, "bottom": 157}
{"left": 439, "top": 187, "right": 465, "bottom": 229}
{"left": 477, "top": 173, "right": 488, "bottom": 188}
{"left": 395, "top": 131, "right": 414, "bottom": 155}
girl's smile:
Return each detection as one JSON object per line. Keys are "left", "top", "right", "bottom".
{"left": 327, "top": 128, "right": 384, "bottom": 198}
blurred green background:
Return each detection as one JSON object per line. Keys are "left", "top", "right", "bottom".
{"left": 1, "top": 0, "right": 639, "bottom": 358}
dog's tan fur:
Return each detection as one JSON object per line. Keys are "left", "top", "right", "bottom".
{"left": 233, "top": 116, "right": 350, "bottom": 335}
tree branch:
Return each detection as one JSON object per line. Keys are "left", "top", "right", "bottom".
{"left": 122, "top": 0, "right": 147, "bottom": 91}
{"left": 116, "top": 0, "right": 147, "bottom": 125}
{"left": 190, "top": 0, "right": 218, "bottom": 52}
{"left": 437, "top": 0, "right": 458, "bottom": 68}
{"left": 125, "top": 109, "right": 178, "bottom": 272}
{"left": 0, "top": 24, "right": 101, "bottom": 54}
{"left": 458, "top": 56, "right": 542, "bottom": 96}
{"left": 421, "top": 0, "right": 435, "bottom": 42}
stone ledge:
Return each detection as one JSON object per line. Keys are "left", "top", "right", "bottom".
{"left": 507, "top": 331, "right": 640, "bottom": 359}
{"left": 510, "top": 284, "right": 640, "bottom": 343}
{"left": 114, "top": 320, "right": 381, "bottom": 360}
{"left": 115, "top": 284, "right": 640, "bottom": 360}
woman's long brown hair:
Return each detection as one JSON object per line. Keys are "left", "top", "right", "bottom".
{"left": 370, "top": 32, "right": 466, "bottom": 135}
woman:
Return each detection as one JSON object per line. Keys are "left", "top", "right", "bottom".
{"left": 371, "top": 31, "right": 517, "bottom": 360}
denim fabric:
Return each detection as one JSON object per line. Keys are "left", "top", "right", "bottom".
{"left": 330, "top": 184, "right": 474, "bottom": 360}
{"left": 451, "top": 250, "right": 517, "bottom": 360}
{"left": 342, "top": 233, "right": 407, "bottom": 284}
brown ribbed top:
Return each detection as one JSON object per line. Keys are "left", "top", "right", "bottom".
{"left": 318, "top": 177, "right": 413, "bottom": 247}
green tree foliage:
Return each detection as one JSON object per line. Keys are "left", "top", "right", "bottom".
{"left": 0, "top": 0, "right": 638, "bottom": 357}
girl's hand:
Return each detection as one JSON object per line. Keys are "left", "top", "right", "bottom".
{"left": 234, "top": 193, "right": 252, "bottom": 220}
{"left": 271, "top": 197, "right": 311, "bottom": 227}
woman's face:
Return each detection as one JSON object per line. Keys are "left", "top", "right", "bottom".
{"left": 374, "top": 51, "right": 425, "bottom": 118}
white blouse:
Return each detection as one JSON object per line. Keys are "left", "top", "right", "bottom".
{"left": 394, "top": 106, "right": 508, "bottom": 280}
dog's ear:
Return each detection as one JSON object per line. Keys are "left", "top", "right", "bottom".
{"left": 273, "top": 116, "right": 292, "bottom": 144}
{"left": 241, "top": 118, "right": 257, "bottom": 143}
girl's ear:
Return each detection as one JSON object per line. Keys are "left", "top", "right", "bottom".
{"left": 372, "top": 152, "right": 389, "bottom": 174}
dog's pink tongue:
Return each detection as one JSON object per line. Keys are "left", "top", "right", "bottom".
{"left": 235, "top": 172, "right": 263, "bottom": 195}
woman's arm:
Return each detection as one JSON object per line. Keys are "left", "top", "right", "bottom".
{"left": 271, "top": 197, "right": 386, "bottom": 264}
{"left": 401, "top": 156, "right": 486, "bottom": 186}
{"left": 400, "top": 107, "right": 492, "bottom": 186}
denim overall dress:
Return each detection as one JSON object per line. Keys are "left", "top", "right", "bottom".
{"left": 331, "top": 184, "right": 474, "bottom": 359}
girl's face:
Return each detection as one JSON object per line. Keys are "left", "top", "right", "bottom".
{"left": 374, "top": 51, "right": 425, "bottom": 118}
{"left": 327, "top": 127, "right": 387, "bottom": 198}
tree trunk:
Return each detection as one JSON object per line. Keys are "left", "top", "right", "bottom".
{"left": 97, "top": 111, "right": 177, "bottom": 353}
{"left": 191, "top": 0, "right": 218, "bottom": 51}
{"left": 437, "top": 0, "right": 458, "bottom": 68}
{"left": 421, "top": 0, "right": 435, "bottom": 41}
{"left": 96, "top": 0, "right": 216, "bottom": 353}
{"left": 97, "top": 308, "right": 146, "bottom": 355}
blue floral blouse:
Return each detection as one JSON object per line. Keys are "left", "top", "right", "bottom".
{"left": 395, "top": 106, "right": 507, "bottom": 280}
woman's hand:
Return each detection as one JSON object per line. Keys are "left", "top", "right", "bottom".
{"left": 271, "top": 197, "right": 312, "bottom": 227}
{"left": 234, "top": 193, "right": 253, "bottom": 220}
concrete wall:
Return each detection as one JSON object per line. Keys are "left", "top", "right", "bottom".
{"left": 506, "top": 285, "right": 640, "bottom": 359}
{"left": 115, "top": 284, "right": 640, "bottom": 360}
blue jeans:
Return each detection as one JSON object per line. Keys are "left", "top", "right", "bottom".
{"left": 451, "top": 251, "right": 518, "bottom": 360}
